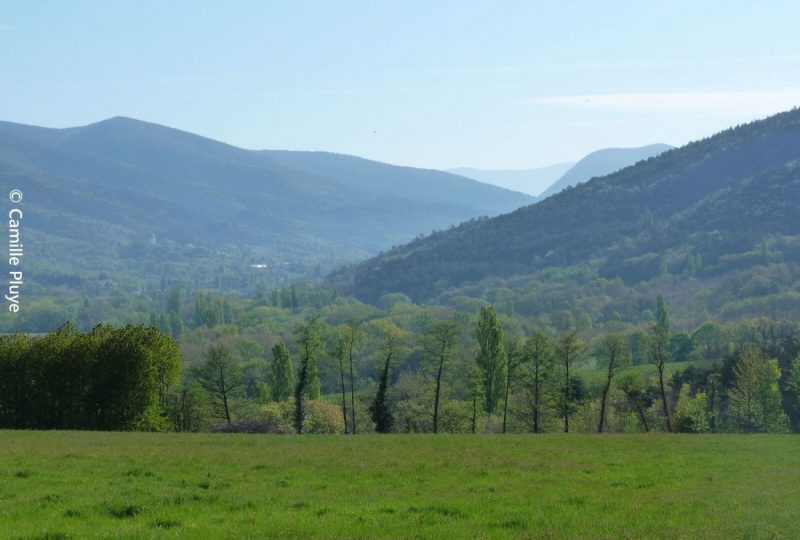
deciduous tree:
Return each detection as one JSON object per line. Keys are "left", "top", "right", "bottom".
{"left": 194, "top": 343, "right": 242, "bottom": 426}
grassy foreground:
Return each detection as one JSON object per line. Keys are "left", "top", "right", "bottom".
{"left": 0, "top": 432, "right": 798, "bottom": 539}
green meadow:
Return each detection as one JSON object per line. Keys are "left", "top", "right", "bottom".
{"left": 1, "top": 432, "right": 798, "bottom": 539}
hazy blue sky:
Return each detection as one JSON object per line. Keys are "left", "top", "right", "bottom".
{"left": 2, "top": 1, "right": 800, "bottom": 169}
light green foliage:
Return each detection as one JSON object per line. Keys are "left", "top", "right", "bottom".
{"left": 788, "top": 358, "right": 800, "bottom": 429}
{"left": 728, "top": 347, "right": 788, "bottom": 433}
{"left": 674, "top": 384, "right": 711, "bottom": 433}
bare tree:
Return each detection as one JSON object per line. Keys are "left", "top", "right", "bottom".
{"left": 520, "top": 331, "right": 554, "bottom": 433}
{"left": 649, "top": 324, "right": 673, "bottom": 432}
{"left": 555, "top": 331, "right": 584, "bottom": 433}
{"left": 597, "top": 334, "right": 630, "bottom": 433}
{"left": 421, "top": 320, "right": 459, "bottom": 434}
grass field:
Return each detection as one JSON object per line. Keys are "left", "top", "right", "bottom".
{"left": 1, "top": 432, "right": 798, "bottom": 539}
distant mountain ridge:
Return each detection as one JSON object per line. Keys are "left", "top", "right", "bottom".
{"left": 330, "top": 109, "right": 800, "bottom": 305}
{"left": 0, "top": 117, "right": 534, "bottom": 286}
{"left": 447, "top": 163, "right": 574, "bottom": 197}
{"left": 538, "top": 144, "right": 673, "bottom": 199}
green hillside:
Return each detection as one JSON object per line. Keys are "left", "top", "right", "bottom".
{"left": 331, "top": 109, "right": 800, "bottom": 324}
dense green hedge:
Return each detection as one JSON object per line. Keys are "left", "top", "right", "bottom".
{"left": 0, "top": 323, "right": 181, "bottom": 430}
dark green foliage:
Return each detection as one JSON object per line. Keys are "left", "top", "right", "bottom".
{"left": 193, "top": 344, "right": 243, "bottom": 425}
{"left": 166, "top": 381, "right": 209, "bottom": 432}
{"left": 518, "top": 332, "right": 555, "bottom": 433}
{"left": 474, "top": 306, "right": 506, "bottom": 413}
{"left": 369, "top": 354, "right": 394, "bottom": 433}
{"left": 617, "top": 373, "right": 656, "bottom": 432}
{"left": 297, "top": 317, "right": 323, "bottom": 400}
{"left": 669, "top": 332, "right": 694, "bottom": 362}
{"left": 270, "top": 342, "right": 294, "bottom": 402}
{"left": 293, "top": 317, "right": 324, "bottom": 433}
{"left": 555, "top": 331, "right": 585, "bottom": 432}
{"left": 0, "top": 323, "right": 181, "bottom": 430}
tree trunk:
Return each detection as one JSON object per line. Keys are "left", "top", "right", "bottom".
{"left": 433, "top": 356, "right": 444, "bottom": 434}
{"left": 635, "top": 402, "right": 650, "bottom": 432}
{"left": 598, "top": 360, "right": 614, "bottom": 433}
{"left": 658, "top": 363, "right": 672, "bottom": 432}
{"left": 598, "top": 381, "right": 611, "bottom": 433}
{"left": 338, "top": 353, "right": 349, "bottom": 434}
{"left": 471, "top": 396, "right": 477, "bottom": 434}
{"left": 502, "top": 360, "right": 511, "bottom": 433}
{"left": 564, "top": 353, "right": 570, "bottom": 433}
{"left": 348, "top": 345, "right": 357, "bottom": 434}
{"left": 533, "top": 365, "right": 540, "bottom": 433}
{"left": 219, "top": 364, "right": 231, "bottom": 425}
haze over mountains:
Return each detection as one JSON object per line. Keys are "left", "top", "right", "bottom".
{"left": 331, "top": 109, "right": 800, "bottom": 321}
{"left": 448, "top": 163, "right": 574, "bottom": 197}
{"left": 537, "top": 144, "right": 673, "bottom": 199}
{"left": 450, "top": 144, "right": 672, "bottom": 198}
{"left": 0, "top": 117, "right": 533, "bottom": 287}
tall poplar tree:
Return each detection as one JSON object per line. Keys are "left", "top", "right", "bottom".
{"left": 475, "top": 306, "right": 506, "bottom": 414}
{"left": 270, "top": 342, "right": 294, "bottom": 402}
{"left": 649, "top": 295, "right": 673, "bottom": 432}
{"left": 294, "top": 316, "right": 323, "bottom": 433}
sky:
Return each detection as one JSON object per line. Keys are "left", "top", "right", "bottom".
{"left": 2, "top": 1, "right": 800, "bottom": 170}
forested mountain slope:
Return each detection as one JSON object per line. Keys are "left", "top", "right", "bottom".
{"left": 331, "top": 109, "right": 800, "bottom": 308}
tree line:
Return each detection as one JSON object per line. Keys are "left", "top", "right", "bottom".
{"left": 175, "top": 295, "right": 800, "bottom": 434}
{"left": 3, "top": 295, "right": 799, "bottom": 434}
